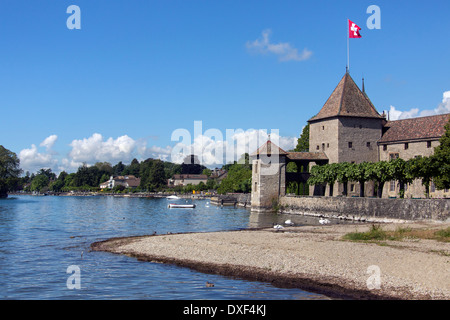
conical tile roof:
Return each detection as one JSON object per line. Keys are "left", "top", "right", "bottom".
{"left": 309, "top": 73, "right": 383, "bottom": 122}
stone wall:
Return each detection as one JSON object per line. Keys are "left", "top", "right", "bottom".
{"left": 279, "top": 196, "right": 450, "bottom": 222}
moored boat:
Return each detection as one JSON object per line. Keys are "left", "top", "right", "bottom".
{"left": 168, "top": 203, "right": 196, "bottom": 209}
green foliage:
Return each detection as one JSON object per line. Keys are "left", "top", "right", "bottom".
{"left": 0, "top": 146, "right": 22, "bottom": 197}
{"left": 202, "top": 168, "right": 212, "bottom": 177}
{"left": 140, "top": 159, "right": 167, "bottom": 192}
{"left": 31, "top": 174, "right": 50, "bottom": 192}
{"left": 343, "top": 225, "right": 388, "bottom": 241}
{"left": 432, "top": 120, "right": 450, "bottom": 190}
{"left": 294, "top": 124, "right": 310, "bottom": 152}
{"left": 217, "top": 155, "right": 252, "bottom": 194}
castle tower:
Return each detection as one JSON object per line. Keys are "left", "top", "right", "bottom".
{"left": 308, "top": 72, "right": 386, "bottom": 196}
{"left": 250, "top": 140, "right": 287, "bottom": 212}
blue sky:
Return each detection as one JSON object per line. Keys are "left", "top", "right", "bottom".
{"left": 1, "top": 0, "right": 449, "bottom": 173}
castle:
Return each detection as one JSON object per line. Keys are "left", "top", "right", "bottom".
{"left": 250, "top": 72, "right": 450, "bottom": 211}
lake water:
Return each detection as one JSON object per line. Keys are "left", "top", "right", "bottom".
{"left": 0, "top": 195, "right": 330, "bottom": 300}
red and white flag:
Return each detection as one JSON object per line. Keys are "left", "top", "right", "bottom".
{"left": 348, "top": 20, "right": 362, "bottom": 38}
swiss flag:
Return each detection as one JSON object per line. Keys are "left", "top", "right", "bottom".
{"left": 348, "top": 20, "right": 362, "bottom": 38}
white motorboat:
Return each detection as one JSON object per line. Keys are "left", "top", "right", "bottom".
{"left": 168, "top": 203, "right": 196, "bottom": 209}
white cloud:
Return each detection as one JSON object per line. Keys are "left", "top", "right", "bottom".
{"left": 19, "top": 144, "right": 58, "bottom": 174}
{"left": 39, "top": 135, "right": 58, "bottom": 151}
{"left": 246, "top": 29, "right": 312, "bottom": 62}
{"left": 387, "top": 91, "right": 450, "bottom": 121}
{"left": 68, "top": 133, "right": 137, "bottom": 164}
{"left": 64, "top": 133, "right": 173, "bottom": 170}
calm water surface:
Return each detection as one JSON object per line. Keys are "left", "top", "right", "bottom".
{"left": 0, "top": 195, "right": 330, "bottom": 300}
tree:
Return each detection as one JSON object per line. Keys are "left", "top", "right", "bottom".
{"left": 389, "top": 158, "right": 413, "bottom": 198}
{"left": 407, "top": 156, "right": 437, "bottom": 198}
{"left": 365, "top": 161, "right": 392, "bottom": 198}
{"left": 294, "top": 124, "right": 310, "bottom": 152}
{"left": 140, "top": 159, "right": 166, "bottom": 191}
{"left": 113, "top": 161, "right": 125, "bottom": 176}
{"left": 336, "top": 162, "right": 352, "bottom": 196}
{"left": 202, "top": 168, "right": 212, "bottom": 177}
{"left": 217, "top": 160, "right": 252, "bottom": 194}
{"left": 50, "top": 179, "right": 65, "bottom": 192}
{"left": 325, "top": 163, "right": 340, "bottom": 196}
{"left": 31, "top": 174, "right": 50, "bottom": 193}
{"left": 347, "top": 162, "right": 372, "bottom": 197}
{"left": 432, "top": 119, "right": 450, "bottom": 190}
{"left": 0, "top": 146, "right": 22, "bottom": 197}
{"left": 307, "top": 165, "right": 326, "bottom": 196}
{"left": 36, "top": 168, "right": 56, "bottom": 181}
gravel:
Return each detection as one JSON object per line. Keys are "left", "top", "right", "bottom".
{"left": 92, "top": 221, "right": 450, "bottom": 300}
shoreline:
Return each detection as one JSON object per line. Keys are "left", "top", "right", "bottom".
{"left": 91, "top": 222, "right": 450, "bottom": 300}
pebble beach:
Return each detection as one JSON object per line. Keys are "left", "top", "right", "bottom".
{"left": 91, "top": 221, "right": 450, "bottom": 300}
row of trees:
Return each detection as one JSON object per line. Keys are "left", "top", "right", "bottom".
{"left": 18, "top": 156, "right": 205, "bottom": 193}
{"left": 308, "top": 156, "right": 447, "bottom": 199}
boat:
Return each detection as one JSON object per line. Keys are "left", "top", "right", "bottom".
{"left": 168, "top": 203, "right": 196, "bottom": 209}
{"left": 166, "top": 195, "right": 180, "bottom": 199}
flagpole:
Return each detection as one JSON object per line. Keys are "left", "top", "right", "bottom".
{"left": 347, "top": 19, "right": 350, "bottom": 73}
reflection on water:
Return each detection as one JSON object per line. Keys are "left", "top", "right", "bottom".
{"left": 0, "top": 195, "right": 331, "bottom": 300}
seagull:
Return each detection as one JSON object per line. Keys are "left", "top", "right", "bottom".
{"left": 284, "top": 219, "right": 294, "bottom": 226}
{"left": 273, "top": 224, "right": 285, "bottom": 230}
{"left": 319, "top": 218, "right": 331, "bottom": 225}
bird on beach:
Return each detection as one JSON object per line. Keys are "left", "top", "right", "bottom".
{"left": 284, "top": 219, "right": 294, "bottom": 226}
{"left": 273, "top": 224, "right": 284, "bottom": 230}
{"left": 319, "top": 218, "right": 331, "bottom": 225}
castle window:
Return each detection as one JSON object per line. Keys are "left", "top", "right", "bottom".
{"left": 350, "top": 184, "right": 355, "bottom": 192}
{"left": 254, "top": 182, "right": 258, "bottom": 192}
{"left": 348, "top": 142, "right": 353, "bottom": 149}
{"left": 367, "top": 142, "right": 371, "bottom": 148}
{"left": 404, "top": 143, "right": 409, "bottom": 150}
{"left": 383, "top": 145, "right": 387, "bottom": 151}
{"left": 427, "top": 141, "right": 432, "bottom": 148}
{"left": 316, "top": 145, "right": 320, "bottom": 150}
{"left": 322, "top": 126, "right": 325, "bottom": 130}
{"left": 322, "top": 143, "right": 325, "bottom": 151}
{"left": 431, "top": 181, "right": 436, "bottom": 193}
{"left": 389, "top": 153, "right": 399, "bottom": 160}
{"left": 327, "top": 143, "right": 330, "bottom": 148}
{"left": 389, "top": 181, "right": 396, "bottom": 192}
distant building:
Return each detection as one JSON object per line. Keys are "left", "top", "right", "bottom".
{"left": 100, "top": 175, "right": 141, "bottom": 189}
{"left": 209, "top": 168, "right": 228, "bottom": 182}
{"left": 168, "top": 174, "right": 208, "bottom": 187}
